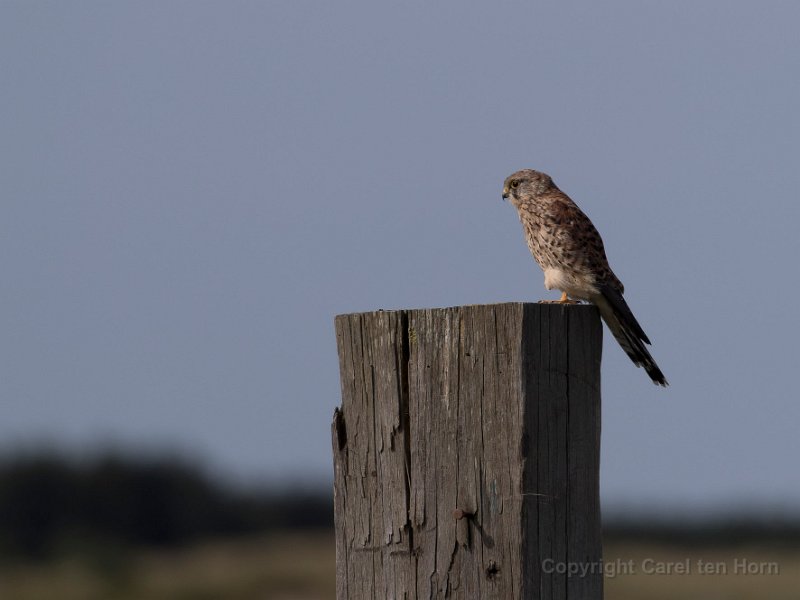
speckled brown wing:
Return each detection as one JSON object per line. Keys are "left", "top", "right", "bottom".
{"left": 543, "top": 191, "right": 624, "bottom": 293}
{"left": 546, "top": 192, "right": 667, "bottom": 385}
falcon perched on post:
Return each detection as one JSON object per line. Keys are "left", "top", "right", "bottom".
{"left": 502, "top": 168, "right": 667, "bottom": 386}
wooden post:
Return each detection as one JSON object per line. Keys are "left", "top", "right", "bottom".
{"left": 332, "top": 303, "right": 603, "bottom": 599}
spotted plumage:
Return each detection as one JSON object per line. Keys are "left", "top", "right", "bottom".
{"left": 502, "top": 168, "right": 667, "bottom": 387}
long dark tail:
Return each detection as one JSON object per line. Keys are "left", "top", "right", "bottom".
{"left": 595, "top": 284, "right": 668, "bottom": 387}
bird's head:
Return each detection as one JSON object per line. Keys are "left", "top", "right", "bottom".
{"left": 502, "top": 169, "right": 555, "bottom": 206}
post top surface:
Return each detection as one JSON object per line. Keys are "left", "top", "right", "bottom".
{"left": 335, "top": 302, "right": 599, "bottom": 320}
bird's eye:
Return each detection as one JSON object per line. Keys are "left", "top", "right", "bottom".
{"left": 510, "top": 180, "right": 519, "bottom": 189}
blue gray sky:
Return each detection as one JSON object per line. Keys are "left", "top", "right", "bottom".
{"left": 2, "top": 2, "right": 799, "bottom": 512}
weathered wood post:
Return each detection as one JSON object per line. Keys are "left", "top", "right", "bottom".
{"left": 332, "top": 303, "right": 603, "bottom": 599}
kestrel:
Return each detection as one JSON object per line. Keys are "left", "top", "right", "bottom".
{"left": 502, "top": 169, "right": 667, "bottom": 386}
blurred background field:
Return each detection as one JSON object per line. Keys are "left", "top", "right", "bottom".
{"left": 3, "top": 533, "right": 800, "bottom": 600}
{"left": 0, "top": 451, "right": 334, "bottom": 600}
{"left": 1, "top": 451, "right": 799, "bottom": 600}
{"left": 0, "top": 529, "right": 336, "bottom": 600}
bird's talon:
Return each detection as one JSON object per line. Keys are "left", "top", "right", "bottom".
{"left": 541, "top": 292, "right": 580, "bottom": 305}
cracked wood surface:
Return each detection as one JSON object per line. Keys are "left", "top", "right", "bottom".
{"left": 332, "top": 303, "right": 602, "bottom": 599}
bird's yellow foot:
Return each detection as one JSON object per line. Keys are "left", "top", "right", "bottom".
{"left": 538, "top": 292, "right": 580, "bottom": 305}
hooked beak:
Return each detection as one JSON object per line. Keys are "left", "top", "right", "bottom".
{"left": 502, "top": 186, "right": 509, "bottom": 200}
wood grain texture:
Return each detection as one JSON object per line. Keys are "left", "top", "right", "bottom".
{"left": 332, "top": 303, "right": 603, "bottom": 599}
